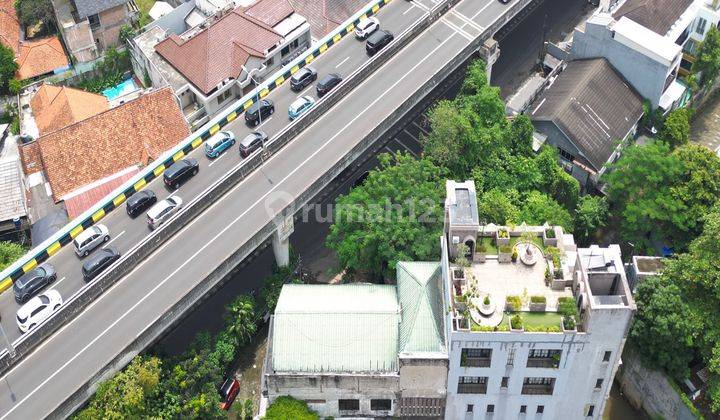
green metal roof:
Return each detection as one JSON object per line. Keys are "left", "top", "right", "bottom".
{"left": 396, "top": 262, "right": 445, "bottom": 354}
{"left": 271, "top": 284, "right": 400, "bottom": 373}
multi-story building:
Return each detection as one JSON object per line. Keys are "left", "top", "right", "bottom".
{"left": 51, "top": 0, "right": 139, "bottom": 62}
{"left": 442, "top": 180, "right": 636, "bottom": 419}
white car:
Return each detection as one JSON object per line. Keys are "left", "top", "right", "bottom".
{"left": 16, "top": 289, "right": 62, "bottom": 333}
{"left": 147, "top": 195, "right": 183, "bottom": 230}
{"left": 355, "top": 17, "right": 380, "bottom": 39}
{"left": 73, "top": 224, "right": 110, "bottom": 257}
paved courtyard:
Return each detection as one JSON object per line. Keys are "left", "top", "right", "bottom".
{"left": 691, "top": 91, "right": 720, "bottom": 154}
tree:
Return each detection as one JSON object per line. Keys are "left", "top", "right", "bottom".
{"left": 14, "top": 0, "right": 55, "bottom": 29}
{"left": 8, "top": 78, "right": 21, "bottom": 95}
{"left": 259, "top": 263, "right": 302, "bottom": 315}
{"left": 505, "top": 114, "right": 534, "bottom": 157}
{"left": 0, "top": 43, "right": 18, "bottom": 93}
{"left": 119, "top": 25, "right": 136, "bottom": 44}
{"left": 224, "top": 295, "right": 257, "bottom": 346}
{"left": 326, "top": 153, "right": 447, "bottom": 280}
{"left": 574, "top": 196, "right": 609, "bottom": 245}
{"left": 476, "top": 188, "right": 520, "bottom": 225}
{"left": 264, "top": 396, "right": 319, "bottom": 420}
{"left": 695, "top": 25, "right": 720, "bottom": 86}
{"left": 517, "top": 191, "right": 573, "bottom": 232}
{"left": 0, "top": 241, "right": 24, "bottom": 271}
{"left": 422, "top": 100, "right": 478, "bottom": 176}
{"left": 659, "top": 108, "right": 691, "bottom": 149}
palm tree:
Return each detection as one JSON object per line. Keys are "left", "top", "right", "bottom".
{"left": 225, "top": 295, "right": 257, "bottom": 346}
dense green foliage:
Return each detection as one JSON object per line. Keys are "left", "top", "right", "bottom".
{"left": 78, "top": 48, "right": 131, "bottom": 93}
{"left": 0, "top": 43, "right": 18, "bottom": 92}
{"left": 259, "top": 263, "right": 302, "bottom": 314}
{"left": 659, "top": 108, "right": 691, "bottom": 149}
{"left": 264, "top": 396, "right": 319, "bottom": 420}
{"left": 0, "top": 241, "right": 24, "bottom": 271}
{"left": 14, "top": 0, "right": 54, "bottom": 30}
{"left": 695, "top": 26, "right": 720, "bottom": 86}
{"left": 574, "top": 196, "right": 609, "bottom": 245}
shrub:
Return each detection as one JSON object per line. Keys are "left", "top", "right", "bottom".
{"left": 8, "top": 78, "right": 22, "bottom": 95}
{"left": 530, "top": 295, "right": 546, "bottom": 304}
{"left": 477, "top": 244, "right": 487, "bottom": 253}
{"left": 545, "top": 228, "right": 555, "bottom": 238}
{"left": 506, "top": 295, "right": 521, "bottom": 311}
{"left": 510, "top": 314, "right": 523, "bottom": 330}
{"left": 497, "top": 229, "right": 509, "bottom": 238}
{"left": 265, "top": 396, "right": 319, "bottom": 420}
{"left": 499, "top": 245, "right": 512, "bottom": 254}
{"left": 563, "top": 315, "right": 576, "bottom": 330}
{"left": 546, "top": 246, "right": 561, "bottom": 267}
{"left": 483, "top": 295, "right": 490, "bottom": 306}
{"left": 525, "top": 325, "right": 562, "bottom": 333}
{"left": 557, "top": 297, "right": 578, "bottom": 317}
{"left": 511, "top": 249, "right": 518, "bottom": 262}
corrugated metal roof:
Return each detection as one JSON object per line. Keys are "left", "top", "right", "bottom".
{"left": 396, "top": 262, "right": 445, "bottom": 354}
{"left": 0, "top": 159, "right": 27, "bottom": 222}
{"left": 272, "top": 284, "right": 400, "bottom": 373}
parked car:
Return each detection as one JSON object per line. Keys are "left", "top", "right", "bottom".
{"left": 13, "top": 263, "right": 56, "bottom": 304}
{"left": 126, "top": 190, "right": 157, "bottom": 218}
{"left": 355, "top": 17, "right": 380, "bottom": 39}
{"left": 16, "top": 289, "right": 62, "bottom": 333}
{"left": 245, "top": 99, "right": 274, "bottom": 127}
{"left": 288, "top": 95, "right": 315, "bottom": 120}
{"left": 73, "top": 224, "right": 110, "bottom": 258}
{"left": 82, "top": 248, "right": 121, "bottom": 282}
{"left": 163, "top": 158, "right": 199, "bottom": 189}
{"left": 316, "top": 73, "right": 342, "bottom": 96}
{"left": 366, "top": 30, "right": 394, "bottom": 56}
{"left": 205, "top": 131, "right": 236, "bottom": 158}
{"left": 290, "top": 67, "right": 317, "bottom": 91}
{"left": 219, "top": 377, "right": 240, "bottom": 410}
{"left": 239, "top": 131, "right": 268, "bottom": 158}
{"left": 147, "top": 196, "right": 183, "bottom": 230}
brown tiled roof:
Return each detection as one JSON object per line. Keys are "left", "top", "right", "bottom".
{"left": 19, "top": 141, "right": 42, "bottom": 175}
{"left": 31, "top": 84, "right": 108, "bottom": 135}
{"left": 17, "top": 36, "right": 69, "bottom": 80}
{"left": 155, "top": 7, "right": 281, "bottom": 95}
{"left": 613, "top": 0, "right": 693, "bottom": 35}
{"left": 0, "top": 0, "right": 19, "bottom": 54}
{"left": 36, "top": 88, "right": 190, "bottom": 200}
{"left": 245, "top": 0, "right": 294, "bottom": 27}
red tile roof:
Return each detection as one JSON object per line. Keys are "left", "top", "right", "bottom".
{"left": 155, "top": 7, "right": 281, "bottom": 95}
{"left": 245, "top": 0, "right": 294, "bottom": 27}
{"left": 36, "top": 88, "right": 190, "bottom": 200}
{"left": 0, "top": 0, "right": 19, "bottom": 54}
{"left": 31, "top": 83, "right": 109, "bottom": 135}
{"left": 17, "top": 36, "right": 70, "bottom": 80}
{"left": 63, "top": 167, "right": 140, "bottom": 219}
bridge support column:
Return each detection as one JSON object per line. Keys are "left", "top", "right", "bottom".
{"left": 482, "top": 38, "right": 500, "bottom": 84}
{"left": 271, "top": 215, "right": 294, "bottom": 267}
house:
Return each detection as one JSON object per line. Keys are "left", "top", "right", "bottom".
{"left": 0, "top": 155, "right": 28, "bottom": 239}
{"left": 51, "top": 0, "right": 139, "bottom": 63}
{"left": 29, "top": 84, "right": 109, "bottom": 136}
{"left": 0, "top": 0, "right": 69, "bottom": 80}
{"left": 19, "top": 87, "right": 189, "bottom": 218}
{"left": 528, "top": 58, "right": 644, "bottom": 188}
{"left": 130, "top": 0, "right": 311, "bottom": 128}
{"left": 264, "top": 264, "right": 449, "bottom": 418}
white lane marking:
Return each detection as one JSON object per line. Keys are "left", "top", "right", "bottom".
{"left": 403, "top": 6, "right": 414, "bottom": 15}
{"left": 441, "top": 18, "right": 474, "bottom": 41}
{"left": 335, "top": 56, "right": 350, "bottom": 68}
{"left": 396, "top": 136, "right": 419, "bottom": 158}
{"left": 0, "top": 23, "right": 456, "bottom": 420}
{"left": 256, "top": 116, "right": 273, "bottom": 129}
{"left": 411, "top": 0, "right": 430, "bottom": 12}
{"left": 102, "top": 230, "right": 125, "bottom": 249}
{"left": 53, "top": 277, "right": 67, "bottom": 289}
{"left": 450, "top": 9, "right": 484, "bottom": 32}
{"left": 207, "top": 153, "right": 226, "bottom": 167}
{"left": 471, "top": 0, "right": 495, "bottom": 20}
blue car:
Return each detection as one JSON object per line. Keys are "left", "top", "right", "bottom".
{"left": 204, "top": 131, "right": 236, "bottom": 158}
{"left": 288, "top": 95, "right": 315, "bottom": 120}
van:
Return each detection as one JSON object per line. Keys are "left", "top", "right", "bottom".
{"left": 73, "top": 224, "right": 110, "bottom": 257}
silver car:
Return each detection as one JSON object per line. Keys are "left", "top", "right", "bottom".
{"left": 73, "top": 224, "right": 110, "bottom": 257}
{"left": 16, "top": 289, "right": 62, "bottom": 333}
{"left": 147, "top": 195, "right": 183, "bottom": 230}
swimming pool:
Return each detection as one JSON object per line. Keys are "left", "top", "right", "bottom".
{"left": 102, "top": 78, "right": 139, "bottom": 100}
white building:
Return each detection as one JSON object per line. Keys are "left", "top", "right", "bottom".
{"left": 442, "top": 180, "right": 635, "bottom": 419}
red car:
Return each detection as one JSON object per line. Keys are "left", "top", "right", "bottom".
{"left": 219, "top": 377, "right": 240, "bottom": 410}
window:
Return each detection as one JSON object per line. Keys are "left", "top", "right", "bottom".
{"left": 507, "top": 347, "right": 515, "bottom": 366}
{"left": 595, "top": 378, "right": 604, "bottom": 389}
{"left": 371, "top": 399, "right": 391, "bottom": 411}
{"left": 281, "top": 45, "right": 291, "bottom": 56}
{"left": 587, "top": 405, "right": 595, "bottom": 416}
{"left": 487, "top": 404, "right": 495, "bottom": 413}
{"left": 527, "top": 349, "right": 562, "bottom": 368}
{"left": 501, "top": 376, "right": 509, "bottom": 388}
{"left": 537, "top": 405, "right": 545, "bottom": 413}
{"left": 216, "top": 89, "right": 232, "bottom": 106}
{"left": 558, "top": 147, "right": 575, "bottom": 162}
{"left": 265, "top": 56, "right": 274, "bottom": 66}
{"left": 521, "top": 377, "right": 555, "bottom": 395}
{"left": 603, "top": 351, "right": 612, "bottom": 362}
{"left": 338, "top": 399, "right": 359, "bottom": 411}
{"left": 292, "top": 39, "right": 299, "bottom": 49}
{"left": 467, "top": 404, "right": 474, "bottom": 413}
{"left": 697, "top": 17, "right": 708, "bottom": 35}
{"left": 520, "top": 405, "right": 527, "bottom": 413}
{"left": 88, "top": 13, "right": 100, "bottom": 28}
{"left": 457, "top": 376, "right": 488, "bottom": 394}
{"left": 461, "top": 348, "right": 492, "bottom": 367}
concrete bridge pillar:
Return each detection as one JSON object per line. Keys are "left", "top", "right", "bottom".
{"left": 271, "top": 215, "right": 294, "bottom": 267}
{"left": 482, "top": 38, "right": 500, "bottom": 83}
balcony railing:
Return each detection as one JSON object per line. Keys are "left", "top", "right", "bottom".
{"left": 461, "top": 357, "right": 491, "bottom": 368}
{"left": 526, "top": 358, "right": 559, "bottom": 368}
{"left": 458, "top": 383, "right": 488, "bottom": 394}
{"left": 521, "top": 384, "right": 554, "bottom": 395}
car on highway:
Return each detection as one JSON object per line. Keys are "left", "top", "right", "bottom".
{"left": 245, "top": 99, "right": 275, "bottom": 127}
{"left": 204, "top": 131, "right": 236, "bottom": 158}
{"left": 290, "top": 67, "right": 317, "bottom": 91}
{"left": 147, "top": 195, "right": 183, "bottom": 230}
{"left": 126, "top": 190, "right": 157, "bottom": 218}
{"left": 239, "top": 131, "right": 268, "bottom": 158}
{"left": 74, "top": 224, "right": 110, "bottom": 257}
{"left": 163, "top": 158, "right": 199, "bottom": 189}
{"left": 288, "top": 95, "right": 315, "bottom": 120}
{"left": 82, "top": 248, "right": 121, "bottom": 282}
{"left": 355, "top": 17, "right": 380, "bottom": 39}
{"left": 16, "top": 289, "right": 62, "bottom": 333}
{"left": 13, "top": 263, "right": 56, "bottom": 304}
{"left": 316, "top": 73, "right": 342, "bottom": 96}
{"left": 366, "top": 30, "right": 394, "bottom": 56}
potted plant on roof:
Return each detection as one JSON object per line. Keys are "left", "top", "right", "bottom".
{"left": 475, "top": 243, "right": 487, "bottom": 263}
{"left": 542, "top": 222, "right": 558, "bottom": 247}
{"left": 558, "top": 297, "right": 578, "bottom": 332}
{"left": 495, "top": 226, "right": 510, "bottom": 247}
{"left": 509, "top": 314, "right": 524, "bottom": 332}
{"left": 498, "top": 245, "right": 512, "bottom": 263}
{"left": 529, "top": 295, "right": 547, "bottom": 312}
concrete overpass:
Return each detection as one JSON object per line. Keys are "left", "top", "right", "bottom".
{"left": 0, "top": 0, "right": 540, "bottom": 417}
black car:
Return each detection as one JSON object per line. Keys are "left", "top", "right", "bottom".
{"left": 13, "top": 264, "right": 56, "bottom": 303}
{"left": 163, "top": 158, "right": 199, "bottom": 189}
{"left": 82, "top": 248, "right": 121, "bottom": 282}
{"left": 125, "top": 190, "right": 157, "bottom": 218}
{"left": 316, "top": 73, "right": 342, "bottom": 96}
{"left": 239, "top": 131, "right": 268, "bottom": 158}
{"left": 366, "top": 30, "right": 394, "bottom": 56}
{"left": 290, "top": 67, "right": 317, "bottom": 91}
{"left": 244, "top": 99, "right": 274, "bottom": 127}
